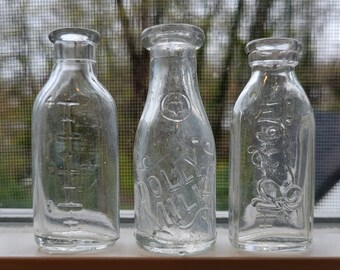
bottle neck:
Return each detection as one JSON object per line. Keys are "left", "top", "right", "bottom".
{"left": 249, "top": 64, "right": 301, "bottom": 95}
{"left": 149, "top": 43, "right": 198, "bottom": 95}
{"left": 54, "top": 41, "right": 96, "bottom": 61}
{"left": 250, "top": 62, "right": 295, "bottom": 75}
{"left": 52, "top": 41, "right": 97, "bottom": 75}
{"left": 53, "top": 59, "right": 96, "bottom": 73}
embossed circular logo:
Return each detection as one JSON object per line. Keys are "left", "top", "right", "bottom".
{"left": 161, "top": 93, "right": 191, "bottom": 122}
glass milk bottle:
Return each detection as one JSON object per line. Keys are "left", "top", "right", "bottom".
{"left": 229, "top": 38, "right": 315, "bottom": 251}
{"left": 32, "top": 28, "right": 119, "bottom": 252}
{"left": 134, "top": 24, "right": 216, "bottom": 255}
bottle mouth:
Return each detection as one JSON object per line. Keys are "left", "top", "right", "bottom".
{"left": 141, "top": 24, "right": 205, "bottom": 50}
{"left": 49, "top": 27, "right": 100, "bottom": 45}
{"left": 245, "top": 38, "right": 301, "bottom": 67}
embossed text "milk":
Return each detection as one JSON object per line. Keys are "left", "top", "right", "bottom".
{"left": 134, "top": 24, "right": 216, "bottom": 255}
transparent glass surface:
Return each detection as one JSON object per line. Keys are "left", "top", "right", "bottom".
{"left": 229, "top": 38, "right": 315, "bottom": 251}
{"left": 32, "top": 28, "right": 119, "bottom": 253}
{"left": 134, "top": 24, "right": 216, "bottom": 255}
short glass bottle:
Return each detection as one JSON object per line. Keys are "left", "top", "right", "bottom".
{"left": 229, "top": 38, "right": 315, "bottom": 251}
{"left": 32, "top": 28, "right": 120, "bottom": 253}
{"left": 134, "top": 24, "right": 216, "bottom": 255}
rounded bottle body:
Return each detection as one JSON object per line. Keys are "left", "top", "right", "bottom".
{"left": 32, "top": 28, "right": 119, "bottom": 253}
{"left": 134, "top": 24, "right": 216, "bottom": 255}
{"left": 229, "top": 38, "right": 315, "bottom": 251}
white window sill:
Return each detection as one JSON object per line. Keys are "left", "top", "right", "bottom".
{"left": 1, "top": 222, "right": 340, "bottom": 270}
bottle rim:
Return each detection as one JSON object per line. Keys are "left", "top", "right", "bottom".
{"left": 245, "top": 38, "right": 301, "bottom": 67}
{"left": 245, "top": 37, "right": 302, "bottom": 54}
{"left": 49, "top": 27, "right": 100, "bottom": 45}
{"left": 141, "top": 23, "right": 205, "bottom": 50}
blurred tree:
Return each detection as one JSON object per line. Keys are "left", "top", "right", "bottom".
{"left": 0, "top": 0, "right": 339, "bottom": 209}
{"left": 117, "top": 0, "right": 150, "bottom": 121}
{"left": 212, "top": 0, "right": 244, "bottom": 155}
{"left": 249, "top": 0, "right": 274, "bottom": 40}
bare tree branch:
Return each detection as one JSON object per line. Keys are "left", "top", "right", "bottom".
{"left": 117, "top": 0, "right": 149, "bottom": 118}
{"left": 212, "top": 0, "right": 244, "bottom": 148}
{"left": 249, "top": 0, "right": 274, "bottom": 40}
{"left": 197, "top": 0, "right": 221, "bottom": 80}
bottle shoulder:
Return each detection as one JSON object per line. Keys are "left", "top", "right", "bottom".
{"left": 233, "top": 76, "right": 313, "bottom": 116}
{"left": 135, "top": 108, "right": 215, "bottom": 154}
{"left": 134, "top": 115, "right": 216, "bottom": 173}
{"left": 33, "top": 71, "right": 115, "bottom": 112}
{"left": 137, "top": 109, "right": 214, "bottom": 136}
{"left": 231, "top": 80, "right": 315, "bottom": 135}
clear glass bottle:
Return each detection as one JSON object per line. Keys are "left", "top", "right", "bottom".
{"left": 229, "top": 38, "right": 315, "bottom": 251}
{"left": 134, "top": 24, "right": 216, "bottom": 255}
{"left": 32, "top": 28, "right": 119, "bottom": 253}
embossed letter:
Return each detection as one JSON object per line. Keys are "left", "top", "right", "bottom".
{"left": 148, "top": 175, "right": 163, "bottom": 198}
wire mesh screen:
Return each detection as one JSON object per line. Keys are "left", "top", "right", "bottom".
{"left": 0, "top": 0, "right": 340, "bottom": 212}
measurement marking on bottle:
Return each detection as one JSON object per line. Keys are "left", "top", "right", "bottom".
{"left": 46, "top": 100, "right": 55, "bottom": 107}
{"left": 57, "top": 169, "right": 81, "bottom": 176}
{"left": 61, "top": 118, "right": 76, "bottom": 123}
{"left": 56, "top": 101, "right": 80, "bottom": 107}
{"left": 57, "top": 202, "right": 83, "bottom": 211}
{"left": 63, "top": 220, "right": 79, "bottom": 226}
{"left": 57, "top": 134, "right": 81, "bottom": 141}
{"left": 63, "top": 186, "right": 77, "bottom": 191}
{"left": 60, "top": 150, "right": 77, "bottom": 159}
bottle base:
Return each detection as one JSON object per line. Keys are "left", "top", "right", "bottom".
{"left": 231, "top": 237, "right": 311, "bottom": 252}
{"left": 136, "top": 233, "right": 215, "bottom": 255}
{"left": 35, "top": 232, "right": 119, "bottom": 253}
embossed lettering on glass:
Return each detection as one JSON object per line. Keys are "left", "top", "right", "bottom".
{"left": 32, "top": 28, "right": 119, "bottom": 253}
{"left": 229, "top": 38, "right": 315, "bottom": 251}
{"left": 134, "top": 24, "right": 216, "bottom": 255}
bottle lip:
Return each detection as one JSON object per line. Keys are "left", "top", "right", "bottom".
{"left": 49, "top": 27, "right": 100, "bottom": 45}
{"left": 245, "top": 37, "right": 302, "bottom": 54}
{"left": 141, "top": 23, "right": 205, "bottom": 50}
{"left": 245, "top": 38, "right": 301, "bottom": 67}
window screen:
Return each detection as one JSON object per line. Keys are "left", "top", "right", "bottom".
{"left": 0, "top": 0, "right": 339, "bottom": 212}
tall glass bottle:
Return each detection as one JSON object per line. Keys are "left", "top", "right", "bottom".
{"left": 32, "top": 28, "right": 119, "bottom": 252}
{"left": 134, "top": 24, "right": 216, "bottom": 255}
{"left": 229, "top": 38, "right": 315, "bottom": 251}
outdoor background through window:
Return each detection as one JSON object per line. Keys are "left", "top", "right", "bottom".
{"left": 1, "top": 0, "right": 339, "bottom": 214}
